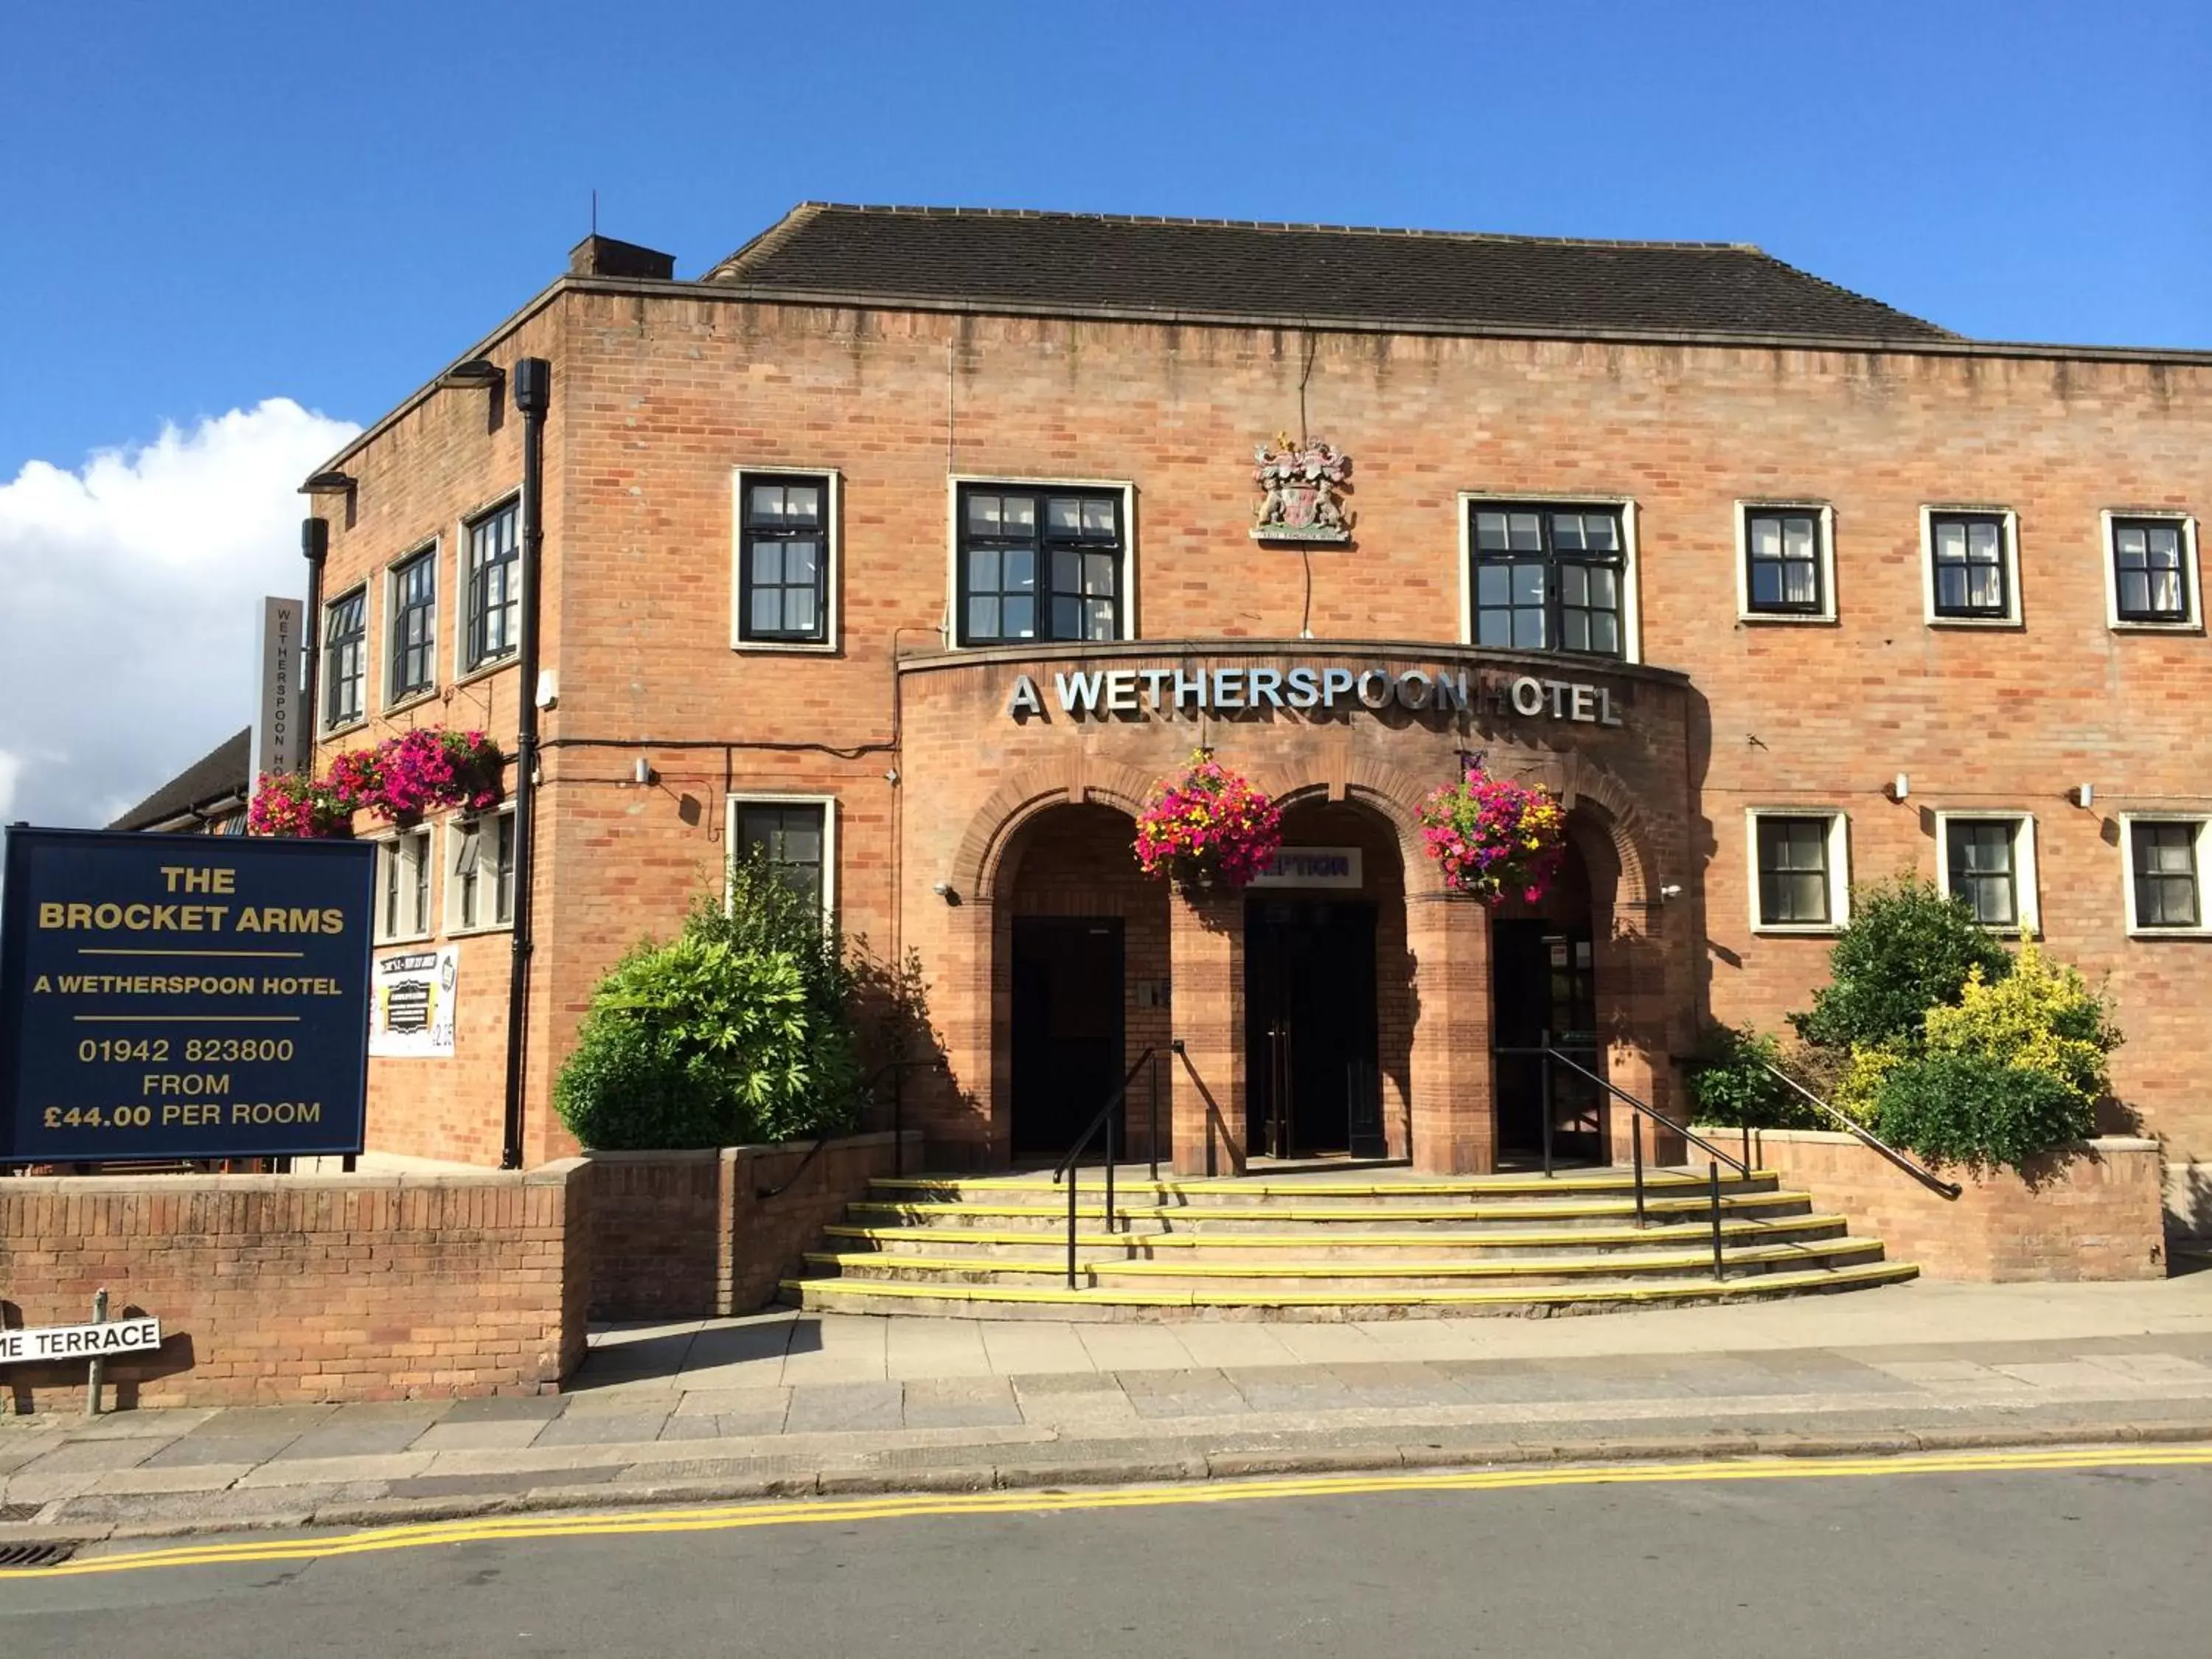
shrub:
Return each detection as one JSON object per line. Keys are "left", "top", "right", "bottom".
{"left": 1790, "top": 876, "right": 2011, "bottom": 1051}
{"left": 1921, "top": 936, "right": 2119, "bottom": 1110}
{"left": 1869, "top": 1051, "right": 2093, "bottom": 1172}
{"left": 1685, "top": 1025, "right": 1823, "bottom": 1129}
{"left": 552, "top": 1014, "right": 732, "bottom": 1151}
{"left": 1829, "top": 1039, "right": 1910, "bottom": 1123}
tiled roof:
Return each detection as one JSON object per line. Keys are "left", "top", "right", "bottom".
{"left": 108, "top": 728, "right": 251, "bottom": 832}
{"left": 703, "top": 204, "right": 1953, "bottom": 342}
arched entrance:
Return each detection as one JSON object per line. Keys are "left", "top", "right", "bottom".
{"left": 994, "top": 802, "right": 1170, "bottom": 1161}
{"left": 1242, "top": 799, "right": 1409, "bottom": 1163}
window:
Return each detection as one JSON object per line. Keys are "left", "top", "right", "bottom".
{"left": 956, "top": 484, "right": 1126, "bottom": 647}
{"left": 735, "top": 473, "right": 835, "bottom": 647}
{"left": 448, "top": 809, "right": 517, "bottom": 932}
{"left": 389, "top": 548, "right": 438, "bottom": 700}
{"left": 1737, "top": 503, "right": 1834, "bottom": 621}
{"left": 375, "top": 830, "right": 434, "bottom": 944}
{"left": 1922, "top": 508, "right": 2020, "bottom": 625}
{"left": 323, "top": 587, "right": 366, "bottom": 728}
{"left": 2124, "top": 816, "right": 2209, "bottom": 934}
{"left": 1747, "top": 810, "right": 1850, "bottom": 931}
{"left": 2105, "top": 512, "right": 2199, "bottom": 629}
{"left": 728, "top": 796, "right": 835, "bottom": 919}
{"left": 465, "top": 501, "right": 520, "bottom": 670}
{"left": 1937, "top": 813, "right": 2039, "bottom": 933}
{"left": 1465, "top": 501, "right": 1629, "bottom": 658}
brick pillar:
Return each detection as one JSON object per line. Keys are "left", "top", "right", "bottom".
{"left": 1597, "top": 905, "right": 1686, "bottom": 1168}
{"left": 1169, "top": 886, "right": 1245, "bottom": 1177}
{"left": 1405, "top": 889, "right": 1496, "bottom": 1174}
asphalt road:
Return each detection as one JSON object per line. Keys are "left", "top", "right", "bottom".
{"left": 4, "top": 1455, "right": 2208, "bottom": 1657}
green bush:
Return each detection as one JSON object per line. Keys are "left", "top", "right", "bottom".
{"left": 1790, "top": 877, "right": 2011, "bottom": 1051}
{"left": 1921, "top": 938, "right": 2119, "bottom": 1110}
{"left": 553, "top": 852, "right": 866, "bottom": 1150}
{"left": 1686, "top": 1025, "right": 1823, "bottom": 1129}
{"left": 1868, "top": 1051, "right": 2093, "bottom": 1173}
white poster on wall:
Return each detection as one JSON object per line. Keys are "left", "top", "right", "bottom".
{"left": 369, "top": 945, "right": 459, "bottom": 1058}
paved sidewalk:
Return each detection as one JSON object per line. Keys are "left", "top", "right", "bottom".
{"left": 6, "top": 1277, "right": 2212, "bottom": 1542}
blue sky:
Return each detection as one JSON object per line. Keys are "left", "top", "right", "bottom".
{"left": 0, "top": 0, "right": 2206, "bottom": 826}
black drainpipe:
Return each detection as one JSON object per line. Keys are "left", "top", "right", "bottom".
{"left": 501, "top": 358, "right": 551, "bottom": 1170}
{"left": 299, "top": 518, "right": 327, "bottom": 755}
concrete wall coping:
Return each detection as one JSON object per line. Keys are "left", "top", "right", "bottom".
{"left": 0, "top": 1159, "right": 590, "bottom": 1197}
{"left": 582, "top": 1130, "right": 919, "bottom": 1166}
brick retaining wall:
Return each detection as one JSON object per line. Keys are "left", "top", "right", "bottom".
{"left": 1712, "top": 1129, "right": 2167, "bottom": 1281}
{"left": 588, "top": 1131, "right": 920, "bottom": 1320}
{"left": 0, "top": 1161, "right": 590, "bottom": 1411}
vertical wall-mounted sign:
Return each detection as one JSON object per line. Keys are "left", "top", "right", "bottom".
{"left": 250, "top": 596, "right": 305, "bottom": 782}
{"left": 0, "top": 827, "right": 375, "bottom": 1164}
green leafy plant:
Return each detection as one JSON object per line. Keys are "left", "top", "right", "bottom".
{"left": 1868, "top": 1051, "right": 2093, "bottom": 1173}
{"left": 1685, "top": 1024, "right": 1823, "bottom": 1129}
{"left": 1921, "top": 936, "right": 2120, "bottom": 1111}
{"left": 1789, "top": 876, "right": 2011, "bottom": 1051}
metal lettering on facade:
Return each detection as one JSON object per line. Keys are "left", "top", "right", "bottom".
{"left": 0, "top": 827, "right": 375, "bottom": 1164}
{"left": 1005, "top": 665, "right": 1625, "bottom": 726}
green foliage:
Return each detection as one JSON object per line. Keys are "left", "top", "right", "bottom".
{"left": 553, "top": 852, "right": 866, "bottom": 1150}
{"left": 1789, "top": 877, "right": 2012, "bottom": 1051}
{"left": 1829, "top": 1039, "right": 1910, "bottom": 1124}
{"left": 1686, "top": 1025, "right": 1823, "bottom": 1129}
{"left": 1869, "top": 1051, "right": 2093, "bottom": 1173}
{"left": 1921, "top": 938, "right": 2119, "bottom": 1110}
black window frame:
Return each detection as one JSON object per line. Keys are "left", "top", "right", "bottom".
{"left": 1467, "top": 501, "right": 1629, "bottom": 659}
{"left": 1927, "top": 509, "right": 2014, "bottom": 622}
{"left": 734, "top": 800, "right": 832, "bottom": 918}
{"left": 1754, "top": 814, "right": 1835, "bottom": 928}
{"left": 388, "top": 546, "right": 439, "bottom": 701}
{"left": 2109, "top": 515, "right": 2193, "bottom": 626}
{"left": 1944, "top": 817, "right": 2020, "bottom": 930}
{"left": 465, "top": 501, "right": 521, "bottom": 670}
{"left": 956, "top": 483, "right": 1126, "bottom": 649}
{"left": 2130, "top": 820, "right": 2202, "bottom": 931}
{"left": 1741, "top": 504, "right": 1829, "bottom": 618}
{"left": 737, "top": 473, "right": 832, "bottom": 646}
{"left": 323, "top": 585, "right": 367, "bottom": 729}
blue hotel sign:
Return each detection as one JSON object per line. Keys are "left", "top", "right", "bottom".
{"left": 0, "top": 828, "right": 375, "bottom": 1164}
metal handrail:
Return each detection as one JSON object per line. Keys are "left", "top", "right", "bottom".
{"left": 1755, "top": 1060, "right": 1964, "bottom": 1201}
{"left": 1050, "top": 1047, "right": 1166, "bottom": 1290}
{"left": 1540, "top": 1046, "right": 1753, "bottom": 1180}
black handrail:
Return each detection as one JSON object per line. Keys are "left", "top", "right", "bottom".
{"left": 1050, "top": 1047, "right": 1164, "bottom": 1290}
{"left": 1540, "top": 1046, "right": 1752, "bottom": 1180}
{"left": 1755, "top": 1060, "right": 1964, "bottom": 1201}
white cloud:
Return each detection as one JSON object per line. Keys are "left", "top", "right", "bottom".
{"left": 0, "top": 400, "right": 361, "bottom": 830}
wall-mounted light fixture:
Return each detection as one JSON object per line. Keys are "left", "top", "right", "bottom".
{"left": 300, "top": 470, "right": 355, "bottom": 497}
{"left": 1888, "top": 772, "right": 1910, "bottom": 801}
{"left": 931, "top": 881, "right": 959, "bottom": 905}
{"left": 2071, "top": 782, "right": 2095, "bottom": 808}
{"left": 437, "top": 358, "right": 504, "bottom": 390}
{"left": 1658, "top": 883, "right": 1683, "bottom": 902}
{"left": 631, "top": 756, "right": 656, "bottom": 787}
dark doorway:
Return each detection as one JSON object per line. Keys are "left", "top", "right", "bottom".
{"left": 1245, "top": 898, "right": 1380, "bottom": 1159}
{"left": 1492, "top": 919, "right": 1604, "bottom": 1164}
{"left": 1010, "top": 918, "right": 1125, "bottom": 1160}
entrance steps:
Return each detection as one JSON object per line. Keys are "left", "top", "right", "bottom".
{"left": 779, "top": 1166, "right": 1916, "bottom": 1322}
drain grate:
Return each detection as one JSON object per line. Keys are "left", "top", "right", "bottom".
{"left": 0, "top": 1542, "right": 76, "bottom": 1568}
{"left": 0, "top": 1503, "right": 39, "bottom": 1523}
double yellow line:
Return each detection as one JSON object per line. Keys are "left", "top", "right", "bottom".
{"left": 10, "top": 1442, "right": 2210, "bottom": 1581}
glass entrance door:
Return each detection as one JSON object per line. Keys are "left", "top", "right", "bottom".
{"left": 1492, "top": 919, "right": 1604, "bottom": 1165}
{"left": 1243, "top": 898, "right": 1380, "bottom": 1159}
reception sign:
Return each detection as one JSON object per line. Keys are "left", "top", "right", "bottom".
{"left": 0, "top": 827, "right": 375, "bottom": 1164}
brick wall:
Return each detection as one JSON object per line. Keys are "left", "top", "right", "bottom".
{"left": 1721, "top": 1129, "right": 2166, "bottom": 1281}
{"left": 0, "top": 1162, "right": 588, "bottom": 1411}
{"left": 587, "top": 1131, "right": 919, "bottom": 1320}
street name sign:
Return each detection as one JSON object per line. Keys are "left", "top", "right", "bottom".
{"left": 0, "top": 1318, "right": 162, "bottom": 1364}
{"left": 0, "top": 827, "right": 375, "bottom": 1164}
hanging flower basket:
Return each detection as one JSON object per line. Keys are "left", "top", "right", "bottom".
{"left": 246, "top": 771, "right": 355, "bottom": 839}
{"left": 1134, "top": 750, "right": 1283, "bottom": 892}
{"left": 1416, "top": 765, "right": 1566, "bottom": 904}
{"left": 361, "top": 728, "right": 505, "bottom": 822}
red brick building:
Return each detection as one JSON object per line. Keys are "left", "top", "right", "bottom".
{"left": 299, "top": 206, "right": 2211, "bottom": 1234}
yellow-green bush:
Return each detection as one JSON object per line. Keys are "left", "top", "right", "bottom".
{"left": 1921, "top": 938, "right": 2118, "bottom": 1110}
{"left": 1829, "top": 1039, "right": 1910, "bottom": 1124}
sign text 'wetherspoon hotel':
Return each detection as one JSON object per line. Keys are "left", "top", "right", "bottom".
{"left": 1006, "top": 664, "right": 1626, "bottom": 726}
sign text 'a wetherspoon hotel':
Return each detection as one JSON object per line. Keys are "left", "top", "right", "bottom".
{"left": 1006, "top": 664, "right": 1627, "bottom": 725}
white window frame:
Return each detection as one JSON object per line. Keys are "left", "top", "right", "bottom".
{"left": 445, "top": 805, "right": 518, "bottom": 936}
{"left": 1456, "top": 491, "right": 1644, "bottom": 665}
{"left": 383, "top": 538, "right": 442, "bottom": 709}
{"left": 2119, "top": 812, "right": 2212, "bottom": 938}
{"left": 1919, "top": 504, "right": 2022, "bottom": 627}
{"left": 321, "top": 582, "right": 371, "bottom": 734}
{"left": 372, "top": 827, "right": 435, "bottom": 946}
{"left": 1933, "top": 810, "right": 2040, "bottom": 936}
{"left": 731, "top": 467, "right": 840, "bottom": 654}
{"left": 1745, "top": 808, "right": 1851, "bottom": 935}
{"left": 2100, "top": 509, "right": 2202, "bottom": 633}
{"left": 456, "top": 487, "right": 524, "bottom": 683}
{"left": 1734, "top": 500, "right": 1837, "bottom": 625}
{"left": 944, "top": 475, "right": 1138, "bottom": 650}
{"left": 725, "top": 792, "right": 838, "bottom": 924}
